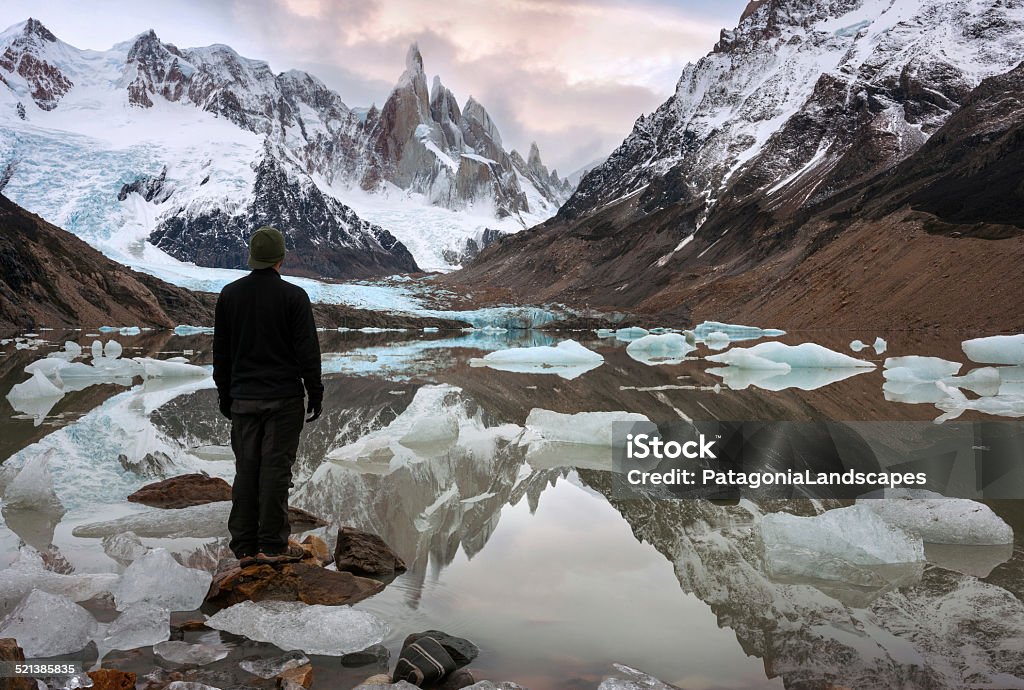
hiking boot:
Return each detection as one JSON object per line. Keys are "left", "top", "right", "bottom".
{"left": 255, "top": 543, "right": 306, "bottom": 565}
{"left": 238, "top": 554, "right": 258, "bottom": 568}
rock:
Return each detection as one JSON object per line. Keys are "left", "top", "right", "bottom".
{"left": 299, "top": 534, "right": 331, "bottom": 566}
{"left": 434, "top": 668, "right": 477, "bottom": 690}
{"left": 0, "top": 638, "right": 34, "bottom": 690}
{"left": 277, "top": 664, "right": 313, "bottom": 689}
{"left": 127, "top": 474, "right": 231, "bottom": 508}
{"left": 341, "top": 643, "right": 390, "bottom": 668}
{"left": 240, "top": 650, "right": 309, "bottom": 679}
{"left": 392, "top": 635, "right": 457, "bottom": 685}
{"left": 402, "top": 631, "right": 479, "bottom": 667}
{"left": 205, "top": 561, "right": 384, "bottom": 607}
{"left": 87, "top": 668, "right": 138, "bottom": 690}
{"left": 334, "top": 527, "right": 407, "bottom": 577}
{"left": 357, "top": 676, "right": 404, "bottom": 687}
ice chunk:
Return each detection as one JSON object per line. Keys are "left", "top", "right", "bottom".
{"left": 998, "top": 366, "right": 1024, "bottom": 396}
{"left": 422, "top": 327, "right": 439, "bottom": 332}
{"left": 398, "top": 414, "right": 460, "bottom": 451}
{"left": 3, "top": 449, "right": 65, "bottom": 515}
{"left": 239, "top": 650, "right": 310, "bottom": 678}
{"left": 595, "top": 328, "right": 615, "bottom": 338}
{"left": 73, "top": 502, "right": 234, "bottom": 539}
{"left": 89, "top": 356, "right": 145, "bottom": 378}
{"left": 133, "top": 357, "right": 209, "bottom": 379}
{"left": 6, "top": 370, "right": 64, "bottom": 415}
{"left": 702, "top": 331, "right": 730, "bottom": 350}
{"left": 873, "top": 337, "right": 887, "bottom": 354}
{"left": 883, "top": 356, "right": 961, "bottom": 382}
{"left": 944, "top": 367, "right": 1002, "bottom": 397}
{"left": 0, "top": 590, "right": 98, "bottom": 657}
{"left": 469, "top": 340, "right": 603, "bottom": 380}
{"left": 849, "top": 339, "right": 866, "bottom": 352}
{"left": 705, "top": 349, "right": 791, "bottom": 371}
{"left": 113, "top": 548, "right": 212, "bottom": 611}
{"left": 710, "top": 341, "right": 874, "bottom": 369}
{"left": 101, "top": 602, "right": 170, "bottom": 652}
{"left": 614, "top": 327, "right": 649, "bottom": 341}
{"left": 625, "top": 334, "right": 696, "bottom": 365}
{"left": 91, "top": 340, "right": 103, "bottom": 359}
{"left": 101, "top": 531, "right": 149, "bottom": 565}
{"left": 760, "top": 505, "right": 924, "bottom": 583}
{"left": 206, "top": 601, "right": 389, "bottom": 656}
{"left": 154, "top": 640, "right": 230, "bottom": 665}
{"left": 962, "top": 334, "right": 1024, "bottom": 365}
{"left": 24, "top": 357, "right": 71, "bottom": 378}
{"left": 709, "top": 366, "right": 868, "bottom": 391}
{"left": 858, "top": 490, "right": 1012, "bottom": 545}
{"left": 104, "top": 340, "right": 123, "bottom": 359}
{"left": 524, "top": 409, "right": 652, "bottom": 446}
{"left": 174, "top": 326, "right": 215, "bottom": 336}
{"left": 0, "top": 547, "right": 119, "bottom": 608}
{"left": 599, "top": 664, "right": 677, "bottom": 690}
{"left": 692, "top": 321, "right": 785, "bottom": 342}
{"left": 933, "top": 381, "right": 1024, "bottom": 422}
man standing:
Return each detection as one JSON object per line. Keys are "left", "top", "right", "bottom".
{"left": 213, "top": 226, "right": 323, "bottom": 566}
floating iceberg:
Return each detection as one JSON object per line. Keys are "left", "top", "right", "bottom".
{"left": 614, "top": 327, "right": 649, "bottom": 341}
{"left": 25, "top": 357, "right": 72, "bottom": 378}
{"left": 0, "top": 590, "right": 98, "bottom": 657}
{"left": 206, "top": 600, "right": 389, "bottom": 656}
{"left": 625, "top": 334, "right": 696, "bottom": 365}
{"left": 0, "top": 547, "right": 119, "bottom": 608}
{"left": 101, "top": 602, "right": 170, "bottom": 652}
{"left": 599, "top": 664, "right": 677, "bottom": 690}
{"left": 883, "top": 356, "right": 961, "bottom": 382}
{"left": 2, "top": 449, "right": 65, "bottom": 515}
{"left": 873, "top": 337, "right": 887, "bottom": 354}
{"left": 524, "top": 409, "right": 652, "bottom": 447}
{"left": 134, "top": 357, "right": 209, "bottom": 379}
{"left": 760, "top": 505, "right": 924, "bottom": 584}
{"left": 693, "top": 321, "right": 785, "bottom": 342}
{"left": 398, "top": 414, "right": 460, "bottom": 451}
{"left": 102, "top": 532, "right": 149, "bottom": 565}
{"left": 73, "top": 502, "right": 233, "bottom": 539}
{"left": 6, "top": 370, "right": 64, "bottom": 412}
{"left": 943, "top": 367, "right": 1002, "bottom": 397}
{"left": 709, "top": 342, "right": 874, "bottom": 370}
{"left": 113, "top": 548, "right": 212, "bottom": 611}
{"left": 962, "top": 334, "right": 1024, "bottom": 365}
{"left": 705, "top": 350, "right": 791, "bottom": 372}
{"left": 709, "top": 365, "right": 869, "bottom": 392}
{"left": 703, "top": 331, "right": 730, "bottom": 350}
{"left": 104, "top": 340, "right": 123, "bottom": 359}
{"left": 174, "top": 326, "right": 215, "bottom": 336}
{"left": 858, "top": 490, "right": 1012, "bottom": 545}
{"left": 934, "top": 382, "right": 1024, "bottom": 422}
{"left": 154, "top": 640, "right": 231, "bottom": 666}
{"left": 850, "top": 339, "right": 866, "bottom": 352}
{"left": 469, "top": 340, "right": 603, "bottom": 380}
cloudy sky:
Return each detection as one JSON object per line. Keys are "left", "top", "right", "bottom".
{"left": 1, "top": 0, "right": 749, "bottom": 172}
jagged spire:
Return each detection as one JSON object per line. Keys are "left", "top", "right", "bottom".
{"left": 23, "top": 18, "right": 57, "bottom": 42}
{"left": 405, "top": 42, "right": 424, "bottom": 75}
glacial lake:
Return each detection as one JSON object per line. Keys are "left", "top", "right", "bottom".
{"left": 1, "top": 326, "right": 1023, "bottom": 689}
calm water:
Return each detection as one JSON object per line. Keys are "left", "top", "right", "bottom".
{"left": 1, "top": 327, "right": 1023, "bottom": 689}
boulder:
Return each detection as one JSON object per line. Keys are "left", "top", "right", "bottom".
{"left": 206, "top": 561, "right": 384, "bottom": 607}
{"left": 277, "top": 664, "right": 314, "bottom": 689}
{"left": 87, "top": 668, "right": 138, "bottom": 690}
{"left": 434, "top": 669, "right": 477, "bottom": 690}
{"left": 127, "top": 474, "right": 231, "bottom": 508}
{"left": 402, "top": 630, "right": 479, "bottom": 667}
{"left": 0, "top": 638, "right": 34, "bottom": 690}
{"left": 334, "top": 527, "right": 407, "bottom": 577}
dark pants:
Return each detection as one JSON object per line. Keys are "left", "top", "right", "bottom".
{"left": 228, "top": 397, "right": 305, "bottom": 557}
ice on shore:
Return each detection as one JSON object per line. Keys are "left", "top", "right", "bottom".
{"left": 206, "top": 600, "right": 389, "bottom": 656}
{"left": 102, "top": 531, "right": 149, "bottom": 565}
{"left": 625, "top": 334, "right": 696, "bottom": 365}
{"left": 154, "top": 640, "right": 231, "bottom": 665}
{"left": 0, "top": 589, "right": 98, "bottom": 657}
{"left": 524, "top": 409, "right": 653, "bottom": 446}
{"left": 101, "top": 602, "right": 170, "bottom": 653}
{"left": 0, "top": 547, "right": 119, "bottom": 608}
{"left": 711, "top": 342, "right": 874, "bottom": 370}
{"left": 2, "top": 449, "right": 65, "bottom": 515}
{"left": 239, "top": 650, "right": 310, "bottom": 678}
{"left": 469, "top": 340, "right": 603, "bottom": 379}
{"left": 599, "top": 664, "right": 677, "bottom": 690}
{"left": 857, "top": 490, "right": 1013, "bottom": 545}
{"left": 693, "top": 321, "right": 785, "bottom": 342}
{"left": 113, "top": 548, "right": 212, "bottom": 611}
{"left": 760, "top": 505, "right": 924, "bottom": 583}
{"left": 962, "top": 334, "right": 1024, "bottom": 365}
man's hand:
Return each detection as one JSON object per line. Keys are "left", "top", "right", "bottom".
{"left": 218, "top": 395, "right": 232, "bottom": 420}
{"left": 306, "top": 393, "right": 323, "bottom": 423}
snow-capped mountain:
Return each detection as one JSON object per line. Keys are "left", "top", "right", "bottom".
{"left": 453, "top": 0, "right": 1024, "bottom": 329}
{"left": 0, "top": 19, "right": 572, "bottom": 278}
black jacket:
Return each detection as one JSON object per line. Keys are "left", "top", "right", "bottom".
{"left": 213, "top": 268, "right": 323, "bottom": 405}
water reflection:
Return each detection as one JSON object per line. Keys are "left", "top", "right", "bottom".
{"left": 1, "top": 330, "right": 1023, "bottom": 688}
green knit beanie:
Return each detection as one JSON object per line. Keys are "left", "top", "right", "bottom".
{"left": 247, "top": 226, "right": 286, "bottom": 269}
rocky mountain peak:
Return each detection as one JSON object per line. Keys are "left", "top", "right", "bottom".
{"left": 527, "top": 142, "right": 543, "bottom": 169}
{"left": 405, "top": 42, "right": 424, "bottom": 76}
{"left": 0, "top": 18, "right": 73, "bottom": 111}
{"left": 20, "top": 18, "right": 56, "bottom": 43}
